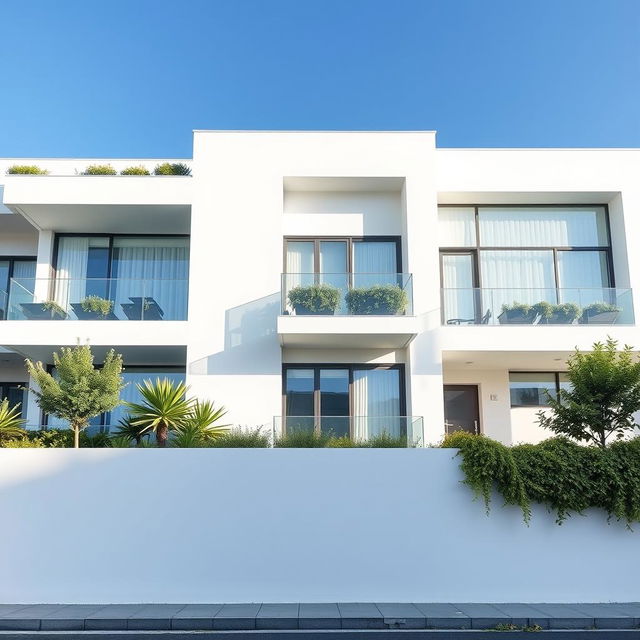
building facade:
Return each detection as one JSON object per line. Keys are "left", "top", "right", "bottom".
{"left": 1, "top": 131, "right": 639, "bottom": 444}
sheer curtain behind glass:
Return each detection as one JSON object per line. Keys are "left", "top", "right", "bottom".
{"left": 441, "top": 254, "right": 475, "bottom": 323}
{"left": 438, "top": 208, "right": 476, "bottom": 247}
{"left": 112, "top": 238, "right": 189, "bottom": 320}
{"left": 352, "top": 369, "right": 401, "bottom": 440}
{"left": 353, "top": 241, "right": 397, "bottom": 287}
{"left": 285, "top": 242, "right": 314, "bottom": 292}
{"left": 557, "top": 251, "right": 610, "bottom": 307}
{"left": 54, "top": 237, "right": 90, "bottom": 310}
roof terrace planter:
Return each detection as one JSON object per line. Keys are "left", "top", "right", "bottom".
{"left": 579, "top": 303, "right": 621, "bottom": 325}
{"left": 288, "top": 284, "right": 341, "bottom": 316}
{"left": 19, "top": 302, "right": 67, "bottom": 320}
{"left": 345, "top": 284, "right": 409, "bottom": 316}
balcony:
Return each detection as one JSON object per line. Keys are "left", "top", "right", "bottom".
{"left": 272, "top": 416, "right": 425, "bottom": 446}
{"left": 6, "top": 278, "right": 188, "bottom": 321}
{"left": 278, "top": 273, "right": 418, "bottom": 348}
{"left": 441, "top": 288, "right": 634, "bottom": 326}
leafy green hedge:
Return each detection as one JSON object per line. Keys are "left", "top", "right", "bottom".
{"left": 6, "top": 165, "right": 49, "bottom": 175}
{"left": 345, "top": 284, "right": 408, "bottom": 315}
{"left": 441, "top": 432, "right": 640, "bottom": 525}
{"left": 154, "top": 162, "right": 191, "bottom": 176}
{"left": 288, "top": 284, "right": 341, "bottom": 314}
{"left": 82, "top": 164, "right": 117, "bottom": 175}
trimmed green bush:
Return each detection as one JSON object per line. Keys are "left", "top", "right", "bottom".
{"left": 499, "top": 302, "right": 533, "bottom": 323}
{"left": 441, "top": 431, "right": 640, "bottom": 525}
{"left": 206, "top": 427, "right": 270, "bottom": 448}
{"left": 2, "top": 438, "right": 44, "bottom": 448}
{"left": 120, "top": 165, "right": 150, "bottom": 175}
{"left": 580, "top": 302, "right": 621, "bottom": 323}
{"left": 42, "top": 300, "right": 67, "bottom": 318}
{"left": 288, "top": 284, "right": 341, "bottom": 314}
{"left": 80, "top": 296, "right": 113, "bottom": 317}
{"left": 154, "top": 162, "right": 191, "bottom": 176}
{"left": 82, "top": 164, "right": 117, "bottom": 175}
{"left": 6, "top": 165, "right": 48, "bottom": 175}
{"left": 345, "top": 284, "right": 408, "bottom": 315}
{"left": 551, "top": 302, "right": 581, "bottom": 323}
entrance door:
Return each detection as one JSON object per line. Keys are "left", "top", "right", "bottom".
{"left": 443, "top": 384, "right": 480, "bottom": 435}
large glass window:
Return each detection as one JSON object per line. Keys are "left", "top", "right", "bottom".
{"left": 53, "top": 235, "right": 189, "bottom": 320}
{"left": 0, "top": 258, "right": 37, "bottom": 320}
{"left": 284, "top": 365, "right": 404, "bottom": 438}
{"left": 509, "top": 372, "right": 569, "bottom": 407}
{"left": 46, "top": 367, "right": 186, "bottom": 432}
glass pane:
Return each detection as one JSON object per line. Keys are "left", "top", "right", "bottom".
{"left": 558, "top": 373, "right": 572, "bottom": 393}
{"left": 320, "top": 369, "right": 349, "bottom": 437}
{"left": 478, "top": 206, "right": 608, "bottom": 247}
{"left": 509, "top": 372, "right": 556, "bottom": 406}
{"left": 285, "top": 369, "right": 315, "bottom": 432}
{"left": 3, "top": 384, "right": 26, "bottom": 418}
{"left": 557, "top": 251, "right": 610, "bottom": 308}
{"left": 353, "top": 241, "right": 397, "bottom": 288}
{"left": 441, "top": 254, "right": 476, "bottom": 323}
{"left": 481, "top": 250, "right": 556, "bottom": 316}
{"left": 438, "top": 207, "right": 476, "bottom": 247}
{"left": 319, "top": 242, "right": 348, "bottom": 302}
{"left": 286, "top": 242, "right": 314, "bottom": 288}
{"left": 352, "top": 368, "right": 401, "bottom": 439}
{"left": 0, "top": 261, "right": 9, "bottom": 319}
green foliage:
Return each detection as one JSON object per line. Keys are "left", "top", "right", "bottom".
{"left": 501, "top": 302, "right": 532, "bottom": 317}
{"left": 126, "top": 377, "right": 192, "bottom": 447}
{"left": 26, "top": 428, "right": 74, "bottom": 447}
{"left": 580, "top": 302, "right": 621, "bottom": 323}
{"left": 0, "top": 399, "right": 26, "bottom": 443}
{"left": 276, "top": 430, "right": 330, "bottom": 447}
{"left": 551, "top": 302, "right": 581, "bottom": 322}
{"left": 42, "top": 300, "right": 67, "bottom": 318}
{"left": 183, "top": 399, "right": 229, "bottom": 440}
{"left": 345, "top": 284, "right": 408, "bottom": 315}
{"left": 80, "top": 296, "right": 113, "bottom": 317}
{"left": 25, "top": 345, "right": 124, "bottom": 448}
{"left": 111, "top": 418, "right": 144, "bottom": 445}
{"left": 2, "top": 438, "right": 44, "bottom": 448}
{"left": 537, "top": 338, "right": 640, "bottom": 447}
{"left": 120, "top": 165, "right": 150, "bottom": 175}
{"left": 82, "top": 164, "right": 117, "bottom": 175}
{"left": 109, "top": 434, "right": 134, "bottom": 448}
{"left": 530, "top": 301, "right": 554, "bottom": 320}
{"left": 7, "top": 165, "right": 49, "bottom": 175}
{"left": 442, "top": 432, "right": 640, "bottom": 525}
{"left": 206, "top": 427, "right": 270, "bottom": 448}
{"left": 276, "top": 430, "right": 408, "bottom": 448}
{"left": 365, "top": 432, "right": 408, "bottom": 447}
{"left": 441, "top": 431, "right": 531, "bottom": 522}
{"left": 288, "top": 284, "right": 340, "bottom": 314}
{"left": 154, "top": 162, "right": 191, "bottom": 176}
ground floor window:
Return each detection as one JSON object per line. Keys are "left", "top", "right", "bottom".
{"left": 45, "top": 367, "right": 186, "bottom": 431}
{"left": 0, "top": 382, "right": 27, "bottom": 418}
{"left": 283, "top": 364, "right": 405, "bottom": 438}
{"left": 509, "top": 372, "right": 570, "bottom": 407}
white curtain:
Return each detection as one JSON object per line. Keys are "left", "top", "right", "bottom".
{"left": 319, "top": 242, "right": 348, "bottom": 309}
{"left": 352, "top": 369, "right": 401, "bottom": 440}
{"left": 480, "top": 250, "right": 556, "bottom": 316}
{"left": 441, "top": 254, "right": 475, "bottom": 322}
{"left": 112, "top": 238, "right": 189, "bottom": 320}
{"left": 353, "top": 242, "right": 397, "bottom": 287}
{"left": 478, "top": 207, "right": 608, "bottom": 247}
{"left": 285, "top": 241, "right": 314, "bottom": 295}
{"left": 54, "top": 237, "right": 89, "bottom": 310}
{"left": 438, "top": 207, "right": 476, "bottom": 247}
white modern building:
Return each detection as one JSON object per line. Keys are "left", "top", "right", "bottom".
{"left": 0, "top": 131, "right": 639, "bottom": 445}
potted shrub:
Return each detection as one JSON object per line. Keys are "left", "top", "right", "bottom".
{"left": 72, "top": 296, "right": 115, "bottom": 320}
{"left": 20, "top": 300, "right": 67, "bottom": 320}
{"left": 81, "top": 164, "right": 117, "bottom": 175}
{"left": 549, "top": 302, "right": 581, "bottom": 324}
{"left": 288, "top": 284, "right": 340, "bottom": 315}
{"left": 6, "top": 165, "right": 49, "bottom": 175}
{"left": 154, "top": 162, "right": 191, "bottom": 176}
{"left": 345, "top": 284, "right": 408, "bottom": 315}
{"left": 579, "top": 302, "right": 621, "bottom": 325}
{"left": 498, "top": 302, "right": 534, "bottom": 324}
{"left": 530, "top": 301, "right": 554, "bottom": 323}
{"left": 120, "top": 165, "right": 150, "bottom": 175}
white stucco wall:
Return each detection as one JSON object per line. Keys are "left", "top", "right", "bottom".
{"left": 0, "top": 448, "right": 638, "bottom": 604}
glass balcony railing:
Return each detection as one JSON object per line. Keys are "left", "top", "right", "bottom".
{"left": 273, "top": 416, "right": 424, "bottom": 446}
{"left": 0, "top": 290, "right": 7, "bottom": 321}
{"left": 6, "top": 278, "right": 188, "bottom": 321}
{"left": 441, "top": 288, "right": 634, "bottom": 326}
{"left": 281, "top": 273, "right": 413, "bottom": 316}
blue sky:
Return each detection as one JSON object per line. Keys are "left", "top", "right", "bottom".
{"left": 1, "top": 0, "right": 638, "bottom": 157}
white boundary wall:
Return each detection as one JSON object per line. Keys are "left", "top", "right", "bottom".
{"left": 1, "top": 448, "right": 638, "bottom": 604}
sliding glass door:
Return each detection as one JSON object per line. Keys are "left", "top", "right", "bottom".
{"left": 0, "top": 258, "right": 37, "bottom": 320}
{"left": 283, "top": 365, "right": 404, "bottom": 439}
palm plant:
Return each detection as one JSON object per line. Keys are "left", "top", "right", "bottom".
{"left": 185, "top": 400, "right": 229, "bottom": 440}
{"left": 111, "top": 417, "right": 145, "bottom": 446}
{"left": 126, "top": 378, "right": 192, "bottom": 447}
{"left": 0, "top": 399, "right": 26, "bottom": 443}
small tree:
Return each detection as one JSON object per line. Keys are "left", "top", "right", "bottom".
{"left": 537, "top": 338, "right": 640, "bottom": 448}
{"left": 26, "top": 345, "right": 124, "bottom": 448}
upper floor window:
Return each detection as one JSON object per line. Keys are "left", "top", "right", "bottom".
{"left": 438, "top": 206, "right": 626, "bottom": 325}
{"left": 53, "top": 235, "right": 189, "bottom": 320}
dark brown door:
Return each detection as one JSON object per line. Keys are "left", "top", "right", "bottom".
{"left": 443, "top": 385, "right": 480, "bottom": 435}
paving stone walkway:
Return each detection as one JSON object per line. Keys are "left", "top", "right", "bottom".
{"left": 0, "top": 602, "right": 638, "bottom": 631}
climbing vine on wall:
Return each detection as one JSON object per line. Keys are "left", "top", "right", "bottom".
{"left": 441, "top": 432, "right": 640, "bottom": 526}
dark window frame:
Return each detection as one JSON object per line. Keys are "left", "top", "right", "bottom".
{"left": 281, "top": 363, "right": 406, "bottom": 436}
{"left": 509, "top": 371, "right": 569, "bottom": 408}
{"left": 283, "top": 236, "right": 403, "bottom": 274}
{"left": 0, "top": 381, "right": 28, "bottom": 418}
